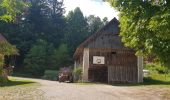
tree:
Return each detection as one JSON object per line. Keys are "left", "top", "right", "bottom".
{"left": 0, "top": 0, "right": 25, "bottom": 83}
{"left": 24, "top": 39, "right": 54, "bottom": 76}
{"left": 0, "top": 0, "right": 27, "bottom": 22}
{"left": 0, "top": 0, "right": 66, "bottom": 69}
{"left": 87, "top": 15, "right": 104, "bottom": 34}
{"left": 65, "top": 7, "right": 89, "bottom": 55}
{"left": 24, "top": 0, "right": 66, "bottom": 46}
{"left": 45, "top": 0, "right": 66, "bottom": 47}
{"left": 102, "top": 17, "right": 108, "bottom": 25}
{"left": 107, "top": 0, "right": 170, "bottom": 67}
{"left": 51, "top": 43, "right": 70, "bottom": 70}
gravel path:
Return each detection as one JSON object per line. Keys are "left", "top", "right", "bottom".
{"left": 14, "top": 77, "right": 170, "bottom": 100}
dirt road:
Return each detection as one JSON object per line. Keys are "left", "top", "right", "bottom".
{"left": 16, "top": 77, "right": 170, "bottom": 100}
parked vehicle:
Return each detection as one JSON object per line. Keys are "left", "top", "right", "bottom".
{"left": 58, "top": 67, "right": 73, "bottom": 83}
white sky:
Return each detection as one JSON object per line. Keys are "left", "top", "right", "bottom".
{"left": 64, "top": 0, "right": 119, "bottom": 21}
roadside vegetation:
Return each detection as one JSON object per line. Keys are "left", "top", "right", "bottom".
{"left": 143, "top": 63, "right": 170, "bottom": 87}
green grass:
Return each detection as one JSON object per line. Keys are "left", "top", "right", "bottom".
{"left": 142, "top": 63, "right": 170, "bottom": 87}
{"left": 0, "top": 77, "right": 38, "bottom": 87}
{"left": 142, "top": 72, "right": 170, "bottom": 87}
{"left": 111, "top": 72, "right": 170, "bottom": 87}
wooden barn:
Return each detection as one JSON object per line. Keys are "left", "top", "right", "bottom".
{"left": 73, "top": 18, "right": 143, "bottom": 84}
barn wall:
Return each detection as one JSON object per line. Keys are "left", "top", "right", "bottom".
{"left": 87, "top": 48, "right": 138, "bottom": 83}
{"left": 88, "top": 34, "right": 126, "bottom": 49}
{"left": 88, "top": 49, "right": 109, "bottom": 83}
{"left": 107, "top": 50, "right": 138, "bottom": 83}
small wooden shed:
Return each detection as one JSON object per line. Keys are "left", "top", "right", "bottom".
{"left": 73, "top": 18, "right": 143, "bottom": 83}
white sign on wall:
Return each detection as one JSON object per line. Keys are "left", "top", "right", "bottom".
{"left": 93, "top": 56, "right": 105, "bottom": 64}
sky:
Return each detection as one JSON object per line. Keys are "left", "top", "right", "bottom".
{"left": 64, "top": 0, "right": 119, "bottom": 21}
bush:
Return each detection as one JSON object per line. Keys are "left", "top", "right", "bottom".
{"left": 0, "top": 70, "right": 9, "bottom": 85}
{"left": 144, "top": 63, "right": 169, "bottom": 74}
{"left": 42, "top": 70, "right": 59, "bottom": 81}
{"left": 73, "top": 67, "right": 82, "bottom": 82}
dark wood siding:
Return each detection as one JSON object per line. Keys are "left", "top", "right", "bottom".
{"left": 108, "top": 50, "right": 138, "bottom": 83}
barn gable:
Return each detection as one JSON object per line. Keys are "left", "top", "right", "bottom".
{"left": 74, "top": 17, "right": 128, "bottom": 59}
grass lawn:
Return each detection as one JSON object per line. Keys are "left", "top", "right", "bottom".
{"left": 110, "top": 74, "right": 170, "bottom": 88}
{"left": 142, "top": 73, "right": 170, "bottom": 88}
{"left": 0, "top": 77, "right": 45, "bottom": 100}
{"left": 0, "top": 77, "right": 37, "bottom": 87}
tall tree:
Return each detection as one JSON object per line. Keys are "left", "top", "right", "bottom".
{"left": 107, "top": 0, "right": 170, "bottom": 68}
{"left": 87, "top": 15, "right": 104, "bottom": 34}
{"left": 1, "top": 0, "right": 66, "bottom": 68}
{"left": 46, "top": 0, "right": 66, "bottom": 46}
{"left": 65, "top": 7, "right": 89, "bottom": 54}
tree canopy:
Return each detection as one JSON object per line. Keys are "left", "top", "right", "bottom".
{"left": 0, "top": 0, "right": 26, "bottom": 22}
{"left": 64, "top": 7, "right": 89, "bottom": 54}
{"left": 107, "top": 0, "right": 170, "bottom": 67}
{"left": 87, "top": 15, "right": 107, "bottom": 34}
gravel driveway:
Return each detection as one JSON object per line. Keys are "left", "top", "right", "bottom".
{"left": 16, "top": 77, "right": 170, "bottom": 100}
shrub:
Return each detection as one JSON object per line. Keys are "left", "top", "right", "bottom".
{"left": 42, "top": 70, "right": 59, "bottom": 81}
{"left": 144, "top": 63, "right": 169, "bottom": 74}
{"left": 73, "top": 67, "right": 82, "bottom": 82}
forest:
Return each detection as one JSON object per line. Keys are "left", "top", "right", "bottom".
{"left": 0, "top": 0, "right": 108, "bottom": 77}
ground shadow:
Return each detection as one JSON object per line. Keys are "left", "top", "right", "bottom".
{"left": 0, "top": 80, "right": 36, "bottom": 87}
{"left": 12, "top": 72, "right": 40, "bottom": 78}
{"left": 142, "top": 77, "right": 170, "bottom": 85}
{"left": 111, "top": 77, "right": 170, "bottom": 87}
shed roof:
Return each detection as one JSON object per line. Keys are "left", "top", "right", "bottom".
{"left": 73, "top": 17, "right": 120, "bottom": 58}
{"left": 0, "top": 34, "right": 8, "bottom": 42}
